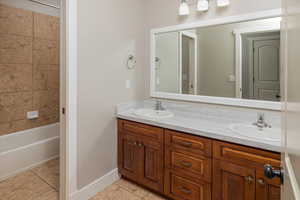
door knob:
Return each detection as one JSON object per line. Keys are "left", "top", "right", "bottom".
{"left": 264, "top": 164, "right": 284, "bottom": 183}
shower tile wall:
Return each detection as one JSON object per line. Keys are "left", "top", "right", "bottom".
{"left": 0, "top": 4, "right": 60, "bottom": 136}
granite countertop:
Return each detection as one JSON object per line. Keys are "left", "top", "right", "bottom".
{"left": 117, "top": 100, "right": 282, "bottom": 153}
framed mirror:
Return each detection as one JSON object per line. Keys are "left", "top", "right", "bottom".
{"left": 150, "top": 10, "right": 282, "bottom": 110}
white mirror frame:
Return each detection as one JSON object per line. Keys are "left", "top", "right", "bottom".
{"left": 150, "top": 9, "right": 282, "bottom": 110}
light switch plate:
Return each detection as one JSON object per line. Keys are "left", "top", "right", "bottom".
{"left": 27, "top": 111, "right": 39, "bottom": 120}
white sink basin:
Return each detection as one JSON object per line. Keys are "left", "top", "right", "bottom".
{"left": 229, "top": 123, "right": 281, "bottom": 142}
{"left": 134, "top": 108, "right": 174, "bottom": 119}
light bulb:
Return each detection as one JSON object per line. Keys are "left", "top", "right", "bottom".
{"left": 197, "top": 0, "right": 209, "bottom": 12}
{"left": 179, "top": 0, "right": 190, "bottom": 16}
{"left": 217, "top": 0, "right": 230, "bottom": 7}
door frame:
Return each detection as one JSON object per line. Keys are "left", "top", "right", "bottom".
{"left": 179, "top": 31, "right": 198, "bottom": 94}
{"left": 281, "top": 3, "right": 300, "bottom": 199}
{"left": 60, "top": 0, "right": 78, "bottom": 199}
{"left": 233, "top": 19, "right": 281, "bottom": 98}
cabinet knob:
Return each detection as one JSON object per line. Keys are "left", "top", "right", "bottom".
{"left": 244, "top": 176, "right": 254, "bottom": 184}
{"left": 133, "top": 141, "right": 138, "bottom": 146}
{"left": 257, "top": 179, "right": 265, "bottom": 185}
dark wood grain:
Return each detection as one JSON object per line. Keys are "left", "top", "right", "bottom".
{"left": 165, "top": 129, "right": 212, "bottom": 157}
{"left": 213, "top": 159, "right": 256, "bottom": 200}
{"left": 213, "top": 140, "right": 281, "bottom": 169}
{"left": 256, "top": 170, "right": 281, "bottom": 200}
{"left": 164, "top": 169, "right": 211, "bottom": 200}
{"left": 165, "top": 148, "right": 212, "bottom": 183}
{"left": 118, "top": 119, "right": 281, "bottom": 200}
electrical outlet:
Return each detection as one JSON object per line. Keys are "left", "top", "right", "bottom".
{"left": 27, "top": 111, "right": 39, "bottom": 120}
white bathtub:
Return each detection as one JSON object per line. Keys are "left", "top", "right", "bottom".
{"left": 0, "top": 123, "right": 60, "bottom": 181}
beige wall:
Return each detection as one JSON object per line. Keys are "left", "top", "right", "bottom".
{"left": 77, "top": 0, "right": 146, "bottom": 188}
{"left": 0, "top": 4, "right": 60, "bottom": 136}
{"left": 144, "top": 0, "right": 281, "bottom": 97}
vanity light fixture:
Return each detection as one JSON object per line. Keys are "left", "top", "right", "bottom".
{"left": 217, "top": 0, "right": 230, "bottom": 7}
{"left": 179, "top": 0, "right": 190, "bottom": 16}
{"left": 197, "top": 0, "right": 209, "bottom": 12}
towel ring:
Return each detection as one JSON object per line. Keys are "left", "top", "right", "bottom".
{"left": 127, "top": 55, "right": 136, "bottom": 70}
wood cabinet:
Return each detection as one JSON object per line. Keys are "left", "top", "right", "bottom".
{"left": 213, "top": 159, "right": 256, "bottom": 200}
{"left": 256, "top": 170, "right": 281, "bottom": 200}
{"left": 117, "top": 119, "right": 281, "bottom": 200}
{"left": 164, "top": 170, "right": 211, "bottom": 200}
{"left": 213, "top": 141, "right": 281, "bottom": 200}
{"left": 118, "top": 120, "right": 164, "bottom": 192}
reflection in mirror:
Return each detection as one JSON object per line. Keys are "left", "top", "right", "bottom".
{"left": 154, "top": 17, "right": 281, "bottom": 102}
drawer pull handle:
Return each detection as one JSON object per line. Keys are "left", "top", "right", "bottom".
{"left": 244, "top": 176, "right": 254, "bottom": 184}
{"left": 180, "top": 161, "right": 192, "bottom": 168}
{"left": 257, "top": 179, "right": 265, "bottom": 185}
{"left": 179, "top": 141, "right": 193, "bottom": 148}
{"left": 179, "top": 186, "right": 192, "bottom": 195}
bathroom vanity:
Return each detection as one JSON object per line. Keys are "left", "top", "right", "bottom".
{"left": 117, "top": 10, "right": 284, "bottom": 200}
{"left": 117, "top": 101, "right": 282, "bottom": 200}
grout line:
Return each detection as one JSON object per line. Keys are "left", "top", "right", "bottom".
{"left": 30, "top": 158, "right": 59, "bottom": 192}
{"left": 114, "top": 179, "right": 153, "bottom": 199}
{"left": 31, "top": 169, "right": 59, "bottom": 192}
{"left": 32, "top": 11, "right": 34, "bottom": 113}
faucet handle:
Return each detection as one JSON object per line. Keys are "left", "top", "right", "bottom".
{"left": 258, "top": 113, "right": 265, "bottom": 120}
{"left": 155, "top": 100, "right": 165, "bottom": 111}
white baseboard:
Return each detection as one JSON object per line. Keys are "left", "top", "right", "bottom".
{"left": 0, "top": 136, "right": 59, "bottom": 181}
{"left": 71, "top": 168, "right": 120, "bottom": 200}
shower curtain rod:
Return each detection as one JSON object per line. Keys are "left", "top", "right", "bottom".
{"left": 28, "top": 0, "right": 60, "bottom": 9}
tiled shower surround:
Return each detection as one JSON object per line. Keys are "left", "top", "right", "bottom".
{"left": 0, "top": 4, "right": 60, "bottom": 135}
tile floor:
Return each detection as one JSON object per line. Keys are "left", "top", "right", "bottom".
{"left": 90, "top": 179, "right": 167, "bottom": 200}
{"left": 0, "top": 158, "right": 59, "bottom": 200}
{"left": 0, "top": 158, "right": 167, "bottom": 200}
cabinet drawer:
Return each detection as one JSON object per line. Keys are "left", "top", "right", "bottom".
{"left": 165, "top": 130, "right": 212, "bottom": 157}
{"left": 164, "top": 170, "right": 211, "bottom": 200}
{"left": 213, "top": 141, "right": 281, "bottom": 168}
{"left": 165, "top": 149, "right": 211, "bottom": 182}
{"left": 118, "top": 119, "right": 163, "bottom": 142}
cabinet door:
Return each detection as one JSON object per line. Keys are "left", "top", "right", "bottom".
{"left": 213, "top": 159, "right": 255, "bottom": 200}
{"left": 140, "top": 139, "right": 164, "bottom": 192}
{"left": 256, "top": 171, "right": 281, "bottom": 200}
{"left": 118, "top": 133, "right": 141, "bottom": 180}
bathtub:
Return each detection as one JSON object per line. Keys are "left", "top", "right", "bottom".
{"left": 0, "top": 123, "right": 60, "bottom": 181}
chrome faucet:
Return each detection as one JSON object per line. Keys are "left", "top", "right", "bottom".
{"left": 155, "top": 100, "right": 165, "bottom": 111}
{"left": 253, "top": 113, "right": 271, "bottom": 129}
